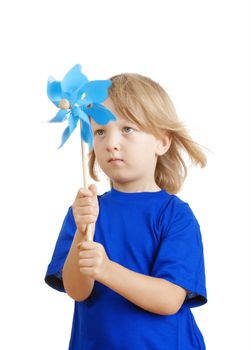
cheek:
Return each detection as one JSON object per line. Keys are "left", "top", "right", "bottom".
{"left": 131, "top": 145, "right": 155, "bottom": 168}
{"left": 93, "top": 140, "right": 101, "bottom": 154}
{"left": 93, "top": 144, "right": 107, "bottom": 167}
{"left": 137, "top": 138, "right": 156, "bottom": 155}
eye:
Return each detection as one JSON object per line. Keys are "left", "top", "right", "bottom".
{"left": 122, "top": 127, "right": 134, "bottom": 134}
{"left": 94, "top": 129, "right": 105, "bottom": 136}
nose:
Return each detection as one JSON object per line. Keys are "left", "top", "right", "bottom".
{"left": 105, "top": 132, "right": 121, "bottom": 152}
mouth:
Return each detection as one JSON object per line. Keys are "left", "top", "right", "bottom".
{"left": 108, "top": 158, "right": 124, "bottom": 163}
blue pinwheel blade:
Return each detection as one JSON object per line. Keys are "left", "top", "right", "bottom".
{"left": 58, "top": 122, "right": 78, "bottom": 148}
{"left": 49, "top": 109, "right": 69, "bottom": 123}
{"left": 75, "top": 108, "right": 94, "bottom": 148}
{"left": 47, "top": 80, "right": 63, "bottom": 107}
{"left": 84, "top": 103, "right": 116, "bottom": 125}
{"left": 58, "top": 113, "right": 79, "bottom": 148}
{"left": 59, "top": 126, "right": 72, "bottom": 148}
{"left": 81, "top": 120, "right": 94, "bottom": 149}
{"left": 68, "top": 113, "right": 79, "bottom": 133}
{"left": 79, "top": 80, "right": 112, "bottom": 104}
{"left": 61, "top": 64, "right": 89, "bottom": 94}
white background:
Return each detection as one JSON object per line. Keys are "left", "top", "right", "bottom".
{"left": 0, "top": 0, "right": 250, "bottom": 349}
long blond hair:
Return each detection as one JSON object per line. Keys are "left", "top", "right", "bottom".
{"left": 89, "top": 73, "right": 207, "bottom": 194}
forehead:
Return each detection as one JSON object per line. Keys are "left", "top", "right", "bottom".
{"left": 90, "top": 98, "right": 133, "bottom": 128}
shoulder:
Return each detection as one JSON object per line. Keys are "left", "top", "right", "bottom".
{"left": 159, "top": 192, "right": 197, "bottom": 219}
{"left": 158, "top": 194, "right": 200, "bottom": 237}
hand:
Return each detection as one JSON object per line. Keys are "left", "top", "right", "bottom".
{"left": 72, "top": 184, "right": 99, "bottom": 235}
{"left": 77, "top": 241, "right": 111, "bottom": 281}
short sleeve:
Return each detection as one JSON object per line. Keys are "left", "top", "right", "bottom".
{"left": 150, "top": 202, "right": 207, "bottom": 308}
{"left": 44, "top": 207, "right": 76, "bottom": 292}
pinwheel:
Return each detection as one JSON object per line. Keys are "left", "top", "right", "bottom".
{"left": 47, "top": 64, "right": 116, "bottom": 240}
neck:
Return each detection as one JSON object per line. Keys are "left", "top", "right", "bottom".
{"left": 111, "top": 181, "right": 161, "bottom": 193}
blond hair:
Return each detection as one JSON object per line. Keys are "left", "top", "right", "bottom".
{"left": 89, "top": 73, "right": 207, "bottom": 194}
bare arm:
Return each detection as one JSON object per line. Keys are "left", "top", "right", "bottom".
{"left": 97, "top": 259, "right": 187, "bottom": 316}
{"left": 62, "top": 229, "right": 95, "bottom": 301}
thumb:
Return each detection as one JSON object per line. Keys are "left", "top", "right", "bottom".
{"left": 88, "top": 183, "right": 97, "bottom": 197}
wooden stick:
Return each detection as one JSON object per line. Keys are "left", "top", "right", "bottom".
{"left": 80, "top": 121, "right": 93, "bottom": 242}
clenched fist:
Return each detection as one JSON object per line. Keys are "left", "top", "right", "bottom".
{"left": 72, "top": 184, "right": 99, "bottom": 236}
{"left": 77, "top": 241, "right": 111, "bottom": 281}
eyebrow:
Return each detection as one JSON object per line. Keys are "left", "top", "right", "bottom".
{"left": 92, "top": 120, "right": 138, "bottom": 130}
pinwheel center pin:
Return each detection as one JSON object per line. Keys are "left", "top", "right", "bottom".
{"left": 59, "top": 98, "right": 71, "bottom": 110}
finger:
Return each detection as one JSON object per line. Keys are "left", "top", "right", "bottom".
{"left": 75, "top": 206, "right": 98, "bottom": 216}
{"left": 75, "top": 197, "right": 97, "bottom": 209}
{"left": 88, "top": 184, "right": 97, "bottom": 197}
{"left": 79, "top": 267, "right": 93, "bottom": 276}
{"left": 78, "top": 250, "right": 95, "bottom": 259}
{"left": 79, "top": 258, "right": 94, "bottom": 267}
{"left": 75, "top": 215, "right": 97, "bottom": 227}
{"left": 78, "top": 241, "right": 96, "bottom": 250}
{"left": 75, "top": 187, "right": 93, "bottom": 200}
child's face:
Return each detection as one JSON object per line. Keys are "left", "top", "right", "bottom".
{"left": 90, "top": 98, "right": 170, "bottom": 191}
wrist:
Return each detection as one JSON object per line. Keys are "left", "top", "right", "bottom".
{"left": 97, "top": 259, "right": 114, "bottom": 284}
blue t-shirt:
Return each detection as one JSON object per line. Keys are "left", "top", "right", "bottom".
{"left": 45, "top": 188, "right": 207, "bottom": 349}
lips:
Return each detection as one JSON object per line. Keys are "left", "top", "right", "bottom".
{"left": 108, "top": 158, "right": 123, "bottom": 163}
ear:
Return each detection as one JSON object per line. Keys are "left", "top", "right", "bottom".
{"left": 155, "top": 134, "right": 172, "bottom": 156}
